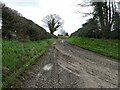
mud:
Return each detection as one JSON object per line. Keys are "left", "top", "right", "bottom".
{"left": 14, "top": 40, "right": 119, "bottom": 88}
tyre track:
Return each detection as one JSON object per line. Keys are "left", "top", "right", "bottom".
{"left": 14, "top": 40, "right": 119, "bottom": 88}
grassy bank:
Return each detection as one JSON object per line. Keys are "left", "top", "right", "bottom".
{"left": 67, "top": 37, "right": 119, "bottom": 60}
{"left": 2, "top": 39, "right": 50, "bottom": 88}
{"left": 0, "top": 39, "right": 2, "bottom": 89}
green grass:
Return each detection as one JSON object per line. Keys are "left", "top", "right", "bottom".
{"left": 0, "top": 39, "right": 2, "bottom": 89}
{"left": 67, "top": 37, "right": 119, "bottom": 60}
{"left": 2, "top": 39, "right": 50, "bottom": 88}
{"left": 57, "top": 36, "right": 69, "bottom": 39}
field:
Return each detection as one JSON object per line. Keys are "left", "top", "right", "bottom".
{"left": 2, "top": 40, "right": 50, "bottom": 88}
{"left": 67, "top": 37, "right": 119, "bottom": 60}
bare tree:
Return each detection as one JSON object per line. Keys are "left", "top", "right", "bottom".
{"left": 59, "top": 29, "right": 66, "bottom": 36}
{"left": 42, "top": 14, "right": 63, "bottom": 34}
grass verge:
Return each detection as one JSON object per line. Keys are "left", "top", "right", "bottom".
{"left": 67, "top": 37, "right": 119, "bottom": 60}
{"left": 2, "top": 39, "right": 51, "bottom": 88}
{"left": 0, "top": 39, "right": 2, "bottom": 89}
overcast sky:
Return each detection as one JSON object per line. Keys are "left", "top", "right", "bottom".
{"left": 1, "top": 0, "right": 93, "bottom": 35}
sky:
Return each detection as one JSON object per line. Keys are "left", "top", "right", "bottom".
{"left": 1, "top": 0, "right": 93, "bottom": 35}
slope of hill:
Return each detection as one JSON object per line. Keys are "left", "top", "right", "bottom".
{"left": 1, "top": 3, "right": 52, "bottom": 41}
{"left": 71, "top": 17, "right": 119, "bottom": 39}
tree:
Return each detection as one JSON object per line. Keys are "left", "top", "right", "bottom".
{"left": 65, "top": 33, "right": 69, "bottom": 36}
{"left": 92, "top": 0, "right": 117, "bottom": 38}
{"left": 71, "top": 17, "right": 101, "bottom": 38}
{"left": 58, "top": 29, "right": 69, "bottom": 36}
{"left": 59, "top": 29, "right": 66, "bottom": 36}
{"left": 2, "top": 3, "right": 51, "bottom": 41}
{"left": 76, "top": 0, "right": 119, "bottom": 39}
{"left": 42, "top": 14, "right": 63, "bottom": 34}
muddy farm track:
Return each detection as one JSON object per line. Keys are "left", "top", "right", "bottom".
{"left": 14, "top": 40, "right": 119, "bottom": 88}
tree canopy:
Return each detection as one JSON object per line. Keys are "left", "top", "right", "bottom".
{"left": 42, "top": 14, "right": 64, "bottom": 34}
{"left": 71, "top": 0, "right": 120, "bottom": 39}
{"left": 1, "top": 3, "right": 52, "bottom": 41}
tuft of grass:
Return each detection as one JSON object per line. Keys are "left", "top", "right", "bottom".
{"left": 2, "top": 39, "right": 50, "bottom": 88}
{"left": 67, "top": 37, "right": 119, "bottom": 60}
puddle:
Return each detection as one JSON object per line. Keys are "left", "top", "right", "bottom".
{"left": 43, "top": 63, "right": 53, "bottom": 71}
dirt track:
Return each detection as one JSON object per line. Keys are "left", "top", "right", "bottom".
{"left": 14, "top": 40, "right": 119, "bottom": 88}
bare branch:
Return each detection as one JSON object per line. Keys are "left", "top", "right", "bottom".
{"left": 42, "top": 14, "right": 63, "bottom": 34}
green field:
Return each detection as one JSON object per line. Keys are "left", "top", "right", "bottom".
{"left": 67, "top": 37, "right": 119, "bottom": 60}
{"left": 2, "top": 40, "right": 50, "bottom": 88}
